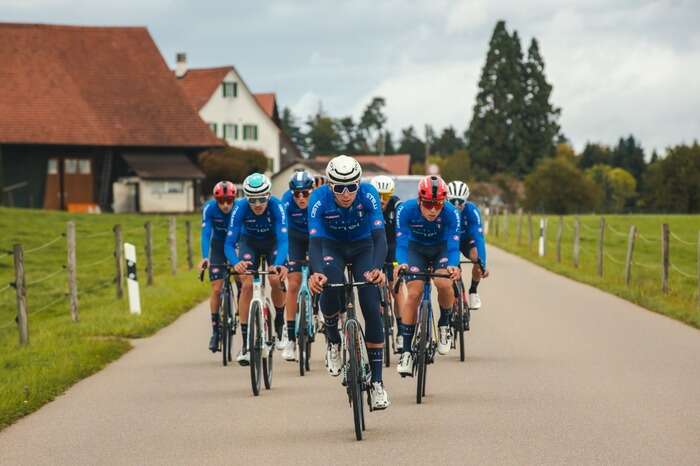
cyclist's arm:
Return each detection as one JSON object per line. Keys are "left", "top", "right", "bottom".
{"left": 272, "top": 199, "right": 288, "bottom": 267}
{"left": 224, "top": 202, "right": 243, "bottom": 265}
{"left": 200, "top": 203, "right": 213, "bottom": 260}
{"left": 466, "top": 204, "right": 487, "bottom": 268}
{"left": 444, "top": 203, "right": 461, "bottom": 267}
{"left": 394, "top": 203, "right": 409, "bottom": 265}
{"left": 366, "top": 186, "right": 387, "bottom": 270}
{"left": 308, "top": 191, "right": 326, "bottom": 274}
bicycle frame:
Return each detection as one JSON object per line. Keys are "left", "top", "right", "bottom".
{"left": 414, "top": 280, "right": 437, "bottom": 359}
{"left": 295, "top": 264, "right": 315, "bottom": 339}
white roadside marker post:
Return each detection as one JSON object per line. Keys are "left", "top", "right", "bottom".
{"left": 124, "top": 243, "right": 141, "bottom": 315}
{"left": 538, "top": 218, "right": 546, "bottom": 257}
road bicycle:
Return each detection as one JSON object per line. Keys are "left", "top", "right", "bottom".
{"left": 395, "top": 267, "right": 451, "bottom": 404}
{"left": 323, "top": 265, "right": 376, "bottom": 441}
{"left": 295, "top": 261, "right": 319, "bottom": 376}
{"left": 379, "top": 262, "right": 397, "bottom": 367}
{"left": 199, "top": 264, "right": 238, "bottom": 366}
{"left": 451, "top": 258, "right": 485, "bottom": 362}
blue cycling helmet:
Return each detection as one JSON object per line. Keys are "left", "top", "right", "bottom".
{"left": 289, "top": 170, "right": 314, "bottom": 190}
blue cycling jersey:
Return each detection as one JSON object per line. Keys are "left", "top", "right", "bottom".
{"left": 281, "top": 190, "right": 308, "bottom": 235}
{"left": 395, "top": 198, "right": 461, "bottom": 267}
{"left": 459, "top": 201, "right": 487, "bottom": 267}
{"left": 308, "top": 183, "right": 385, "bottom": 242}
{"left": 200, "top": 199, "right": 232, "bottom": 260}
{"left": 224, "top": 197, "right": 288, "bottom": 266}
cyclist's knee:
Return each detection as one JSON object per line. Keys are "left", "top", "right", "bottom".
{"left": 405, "top": 281, "right": 423, "bottom": 302}
{"left": 240, "top": 276, "right": 253, "bottom": 290}
{"left": 433, "top": 275, "right": 452, "bottom": 292}
{"left": 211, "top": 279, "right": 223, "bottom": 293}
{"left": 287, "top": 273, "right": 302, "bottom": 292}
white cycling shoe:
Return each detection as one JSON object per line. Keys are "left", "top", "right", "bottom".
{"left": 236, "top": 348, "right": 250, "bottom": 366}
{"left": 397, "top": 352, "right": 414, "bottom": 376}
{"left": 275, "top": 332, "right": 288, "bottom": 351}
{"left": 325, "top": 343, "right": 342, "bottom": 377}
{"left": 370, "top": 382, "right": 390, "bottom": 410}
{"left": 282, "top": 340, "right": 297, "bottom": 361}
{"left": 437, "top": 326, "right": 452, "bottom": 355}
{"left": 469, "top": 293, "right": 482, "bottom": 310}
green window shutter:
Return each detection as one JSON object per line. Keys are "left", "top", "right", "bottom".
{"left": 254, "top": 126, "right": 258, "bottom": 140}
{"left": 233, "top": 82, "right": 238, "bottom": 97}
{"left": 233, "top": 124, "right": 238, "bottom": 140}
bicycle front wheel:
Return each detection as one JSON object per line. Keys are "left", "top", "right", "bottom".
{"left": 416, "top": 300, "right": 430, "bottom": 404}
{"left": 263, "top": 304, "right": 273, "bottom": 390}
{"left": 382, "top": 285, "right": 393, "bottom": 367}
{"left": 346, "top": 321, "right": 364, "bottom": 441}
{"left": 221, "top": 290, "right": 232, "bottom": 366}
{"left": 453, "top": 283, "right": 465, "bottom": 362}
{"left": 298, "top": 298, "right": 307, "bottom": 376}
{"left": 249, "top": 302, "right": 262, "bottom": 396}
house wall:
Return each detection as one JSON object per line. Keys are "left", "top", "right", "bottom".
{"left": 139, "top": 179, "right": 195, "bottom": 213}
{"left": 199, "top": 70, "right": 281, "bottom": 173}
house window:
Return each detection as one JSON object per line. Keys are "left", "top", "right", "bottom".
{"left": 78, "top": 160, "right": 91, "bottom": 174}
{"left": 208, "top": 123, "right": 218, "bottom": 136}
{"left": 243, "top": 124, "right": 258, "bottom": 141}
{"left": 47, "top": 159, "right": 58, "bottom": 175}
{"left": 64, "top": 158, "right": 78, "bottom": 174}
{"left": 222, "top": 82, "right": 238, "bottom": 97}
{"left": 151, "top": 181, "right": 184, "bottom": 194}
{"left": 223, "top": 124, "right": 237, "bottom": 140}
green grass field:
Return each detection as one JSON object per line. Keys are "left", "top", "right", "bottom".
{"left": 487, "top": 213, "right": 700, "bottom": 329}
{"left": 0, "top": 207, "right": 209, "bottom": 429}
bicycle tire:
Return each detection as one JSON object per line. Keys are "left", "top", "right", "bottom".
{"left": 298, "top": 298, "right": 307, "bottom": 376}
{"left": 263, "top": 304, "right": 273, "bottom": 390}
{"left": 249, "top": 302, "right": 262, "bottom": 396}
{"left": 382, "top": 285, "right": 392, "bottom": 367}
{"left": 416, "top": 300, "right": 430, "bottom": 404}
{"left": 347, "top": 322, "right": 363, "bottom": 441}
{"left": 227, "top": 287, "right": 235, "bottom": 362}
{"left": 453, "top": 283, "right": 465, "bottom": 362}
{"left": 221, "top": 290, "right": 231, "bottom": 366}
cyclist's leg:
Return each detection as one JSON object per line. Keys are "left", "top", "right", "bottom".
{"left": 263, "top": 238, "right": 286, "bottom": 340}
{"left": 237, "top": 236, "right": 260, "bottom": 348}
{"left": 433, "top": 246, "right": 455, "bottom": 326}
{"left": 399, "top": 242, "right": 432, "bottom": 353}
{"left": 285, "top": 232, "right": 307, "bottom": 342}
{"left": 320, "top": 239, "right": 346, "bottom": 345}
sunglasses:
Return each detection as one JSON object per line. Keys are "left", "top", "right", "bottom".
{"left": 216, "top": 198, "right": 234, "bottom": 206}
{"left": 247, "top": 196, "right": 269, "bottom": 205}
{"left": 293, "top": 190, "right": 311, "bottom": 199}
{"left": 421, "top": 199, "right": 444, "bottom": 210}
{"left": 448, "top": 199, "right": 465, "bottom": 207}
{"left": 331, "top": 183, "right": 359, "bottom": 194}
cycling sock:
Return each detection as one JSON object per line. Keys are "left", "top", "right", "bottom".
{"left": 286, "top": 320, "right": 296, "bottom": 342}
{"left": 274, "top": 307, "right": 285, "bottom": 337}
{"left": 241, "top": 324, "right": 248, "bottom": 349}
{"left": 324, "top": 314, "right": 341, "bottom": 344}
{"left": 402, "top": 324, "right": 415, "bottom": 353}
{"left": 438, "top": 307, "right": 452, "bottom": 326}
{"left": 211, "top": 312, "right": 219, "bottom": 327}
{"left": 368, "top": 348, "right": 383, "bottom": 383}
{"left": 469, "top": 280, "right": 479, "bottom": 294}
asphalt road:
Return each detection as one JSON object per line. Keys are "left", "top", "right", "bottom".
{"left": 1, "top": 247, "right": 699, "bottom": 465}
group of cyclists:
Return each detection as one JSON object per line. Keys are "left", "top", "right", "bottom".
{"left": 199, "top": 154, "right": 488, "bottom": 411}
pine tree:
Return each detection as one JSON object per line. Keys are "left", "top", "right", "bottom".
{"left": 611, "top": 135, "right": 646, "bottom": 183}
{"left": 433, "top": 126, "right": 465, "bottom": 156}
{"left": 281, "top": 107, "right": 307, "bottom": 155}
{"left": 398, "top": 126, "right": 426, "bottom": 165}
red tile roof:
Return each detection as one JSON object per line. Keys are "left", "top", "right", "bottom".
{"left": 0, "top": 23, "right": 222, "bottom": 148}
{"left": 177, "top": 67, "right": 233, "bottom": 111}
{"left": 254, "top": 93, "right": 276, "bottom": 118}
{"left": 314, "top": 154, "right": 411, "bottom": 175}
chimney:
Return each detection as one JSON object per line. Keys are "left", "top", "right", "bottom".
{"left": 175, "top": 52, "right": 187, "bottom": 78}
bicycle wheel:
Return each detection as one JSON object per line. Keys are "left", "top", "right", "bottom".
{"left": 226, "top": 288, "right": 235, "bottom": 363}
{"left": 382, "top": 285, "right": 392, "bottom": 367}
{"left": 248, "top": 302, "right": 262, "bottom": 396}
{"left": 416, "top": 300, "right": 430, "bottom": 404}
{"left": 263, "top": 304, "right": 274, "bottom": 390}
{"left": 298, "top": 298, "right": 307, "bottom": 376}
{"left": 453, "top": 283, "right": 465, "bottom": 362}
{"left": 221, "top": 290, "right": 231, "bottom": 366}
{"left": 346, "top": 321, "right": 364, "bottom": 441}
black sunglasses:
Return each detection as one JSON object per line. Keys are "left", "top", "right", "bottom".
{"left": 293, "top": 190, "right": 311, "bottom": 198}
{"left": 331, "top": 183, "right": 359, "bottom": 194}
{"left": 449, "top": 198, "right": 465, "bottom": 207}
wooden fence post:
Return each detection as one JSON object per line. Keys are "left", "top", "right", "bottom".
{"left": 169, "top": 216, "right": 177, "bottom": 275}
{"left": 597, "top": 217, "right": 605, "bottom": 277}
{"left": 517, "top": 208, "right": 523, "bottom": 245}
{"left": 13, "top": 245, "right": 29, "bottom": 345}
{"left": 556, "top": 216, "right": 563, "bottom": 263}
{"left": 527, "top": 213, "right": 533, "bottom": 249}
{"left": 661, "top": 223, "right": 669, "bottom": 294}
{"left": 185, "top": 220, "right": 194, "bottom": 270}
{"left": 573, "top": 217, "right": 580, "bottom": 268}
{"left": 503, "top": 209, "right": 509, "bottom": 239}
{"left": 624, "top": 225, "right": 636, "bottom": 286}
{"left": 66, "top": 221, "right": 79, "bottom": 322}
{"left": 494, "top": 208, "right": 500, "bottom": 238}
{"left": 114, "top": 224, "right": 124, "bottom": 299}
{"left": 144, "top": 221, "right": 154, "bottom": 286}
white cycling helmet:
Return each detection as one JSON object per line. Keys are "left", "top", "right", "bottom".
{"left": 326, "top": 155, "right": 362, "bottom": 184}
{"left": 447, "top": 180, "right": 470, "bottom": 201}
{"left": 371, "top": 175, "right": 395, "bottom": 194}
{"left": 242, "top": 173, "right": 271, "bottom": 197}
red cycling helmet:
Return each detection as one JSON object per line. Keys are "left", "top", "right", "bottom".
{"left": 418, "top": 175, "right": 447, "bottom": 202}
{"left": 213, "top": 181, "right": 236, "bottom": 201}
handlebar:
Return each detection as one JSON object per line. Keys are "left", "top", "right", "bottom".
{"left": 460, "top": 258, "right": 486, "bottom": 273}
{"left": 323, "top": 281, "right": 377, "bottom": 290}
{"left": 198, "top": 262, "right": 282, "bottom": 282}
{"left": 393, "top": 268, "right": 453, "bottom": 294}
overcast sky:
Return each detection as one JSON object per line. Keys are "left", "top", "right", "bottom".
{"left": 3, "top": 0, "right": 699, "bottom": 154}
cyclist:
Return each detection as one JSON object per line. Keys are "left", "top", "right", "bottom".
{"left": 394, "top": 175, "right": 461, "bottom": 376}
{"left": 199, "top": 181, "right": 236, "bottom": 352}
{"left": 224, "top": 173, "right": 289, "bottom": 365}
{"left": 280, "top": 170, "right": 315, "bottom": 361}
{"left": 308, "top": 155, "right": 390, "bottom": 410}
{"left": 370, "top": 175, "right": 405, "bottom": 349}
{"left": 447, "top": 180, "right": 489, "bottom": 317}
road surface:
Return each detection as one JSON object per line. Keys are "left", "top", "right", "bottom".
{"left": 1, "top": 247, "right": 699, "bottom": 465}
